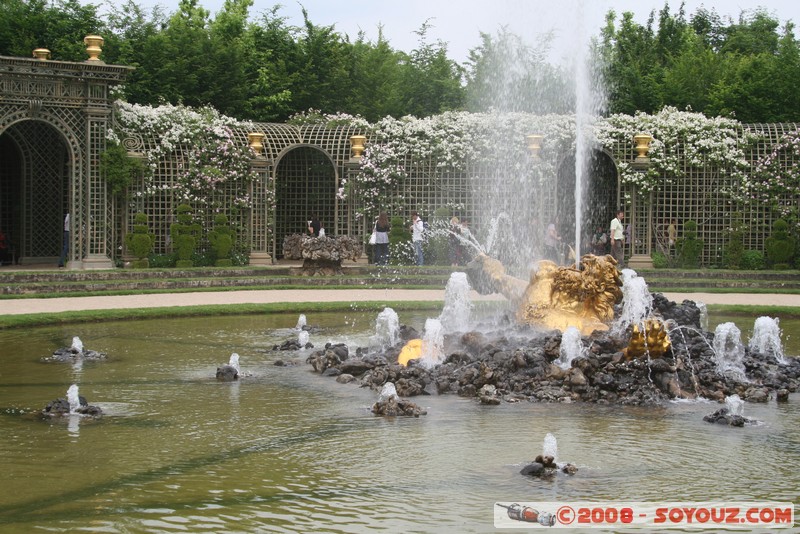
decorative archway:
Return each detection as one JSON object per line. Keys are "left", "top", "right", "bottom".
{"left": 0, "top": 120, "right": 70, "bottom": 263}
{"left": 0, "top": 50, "right": 131, "bottom": 268}
{"left": 273, "top": 145, "right": 338, "bottom": 258}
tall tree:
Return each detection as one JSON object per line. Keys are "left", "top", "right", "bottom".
{"left": 398, "top": 20, "right": 464, "bottom": 117}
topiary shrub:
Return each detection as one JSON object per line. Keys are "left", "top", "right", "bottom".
{"left": 124, "top": 212, "right": 155, "bottom": 268}
{"left": 651, "top": 251, "right": 669, "bottom": 268}
{"left": 722, "top": 226, "right": 745, "bottom": 269}
{"left": 741, "top": 249, "right": 766, "bottom": 270}
{"left": 170, "top": 204, "right": 201, "bottom": 268}
{"left": 208, "top": 213, "right": 235, "bottom": 267}
{"left": 389, "top": 215, "right": 414, "bottom": 265}
{"left": 677, "top": 220, "right": 703, "bottom": 268}
{"left": 765, "top": 219, "right": 796, "bottom": 269}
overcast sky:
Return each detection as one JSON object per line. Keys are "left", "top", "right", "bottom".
{"left": 123, "top": 0, "right": 800, "bottom": 64}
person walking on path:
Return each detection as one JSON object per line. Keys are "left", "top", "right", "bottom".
{"left": 411, "top": 212, "right": 425, "bottom": 266}
{"left": 610, "top": 209, "right": 625, "bottom": 268}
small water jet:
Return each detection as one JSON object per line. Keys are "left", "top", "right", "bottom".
{"left": 703, "top": 394, "right": 756, "bottom": 427}
{"left": 418, "top": 318, "right": 445, "bottom": 369}
{"left": 371, "top": 381, "right": 427, "bottom": 417}
{"left": 439, "top": 272, "right": 473, "bottom": 332}
{"left": 520, "top": 432, "right": 577, "bottom": 477}
{"left": 713, "top": 322, "right": 747, "bottom": 382}
{"left": 296, "top": 314, "right": 307, "bottom": 330}
{"left": 614, "top": 269, "right": 653, "bottom": 335}
{"left": 749, "top": 316, "right": 787, "bottom": 365}
{"left": 371, "top": 307, "right": 400, "bottom": 349}
{"left": 41, "top": 384, "right": 102, "bottom": 417}
{"left": 554, "top": 327, "right": 584, "bottom": 370}
{"left": 44, "top": 336, "right": 107, "bottom": 362}
{"left": 216, "top": 353, "right": 241, "bottom": 381}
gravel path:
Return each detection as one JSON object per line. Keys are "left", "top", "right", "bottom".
{"left": 1, "top": 289, "right": 798, "bottom": 315}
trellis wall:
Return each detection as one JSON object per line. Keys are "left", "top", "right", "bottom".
{"left": 614, "top": 123, "right": 800, "bottom": 267}
{"left": 120, "top": 123, "right": 363, "bottom": 262}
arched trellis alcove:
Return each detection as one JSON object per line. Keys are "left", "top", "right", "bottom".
{"left": 0, "top": 120, "right": 70, "bottom": 263}
{"left": 273, "top": 145, "right": 338, "bottom": 258}
{"left": 0, "top": 53, "right": 132, "bottom": 269}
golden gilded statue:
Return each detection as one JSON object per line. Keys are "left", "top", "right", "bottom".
{"left": 623, "top": 319, "right": 671, "bottom": 360}
{"left": 473, "top": 253, "right": 623, "bottom": 335}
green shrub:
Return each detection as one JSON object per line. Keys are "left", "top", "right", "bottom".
{"left": 651, "top": 251, "right": 669, "bottom": 268}
{"left": 722, "top": 228, "right": 745, "bottom": 269}
{"left": 124, "top": 212, "right": 155, "bottom": 268}
{"left": 677, "top": 220, "right": 703, "bottom": 268}
{"left": 170, "top": 204, "right": 201, "bottom": 268}
{"left": 741, "top": 250, "right": 765, "bottom": 270}
{"left": 765, "top": 219, "right": 796, "bottom": 269}
{"left": 208, "top": 213, "right": 235, "bottom": 267}
{"left": 148, "top": 253, "right": 176, "bottom": 268}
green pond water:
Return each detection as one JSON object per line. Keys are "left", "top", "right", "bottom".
{"left": 0, "top": 309, "right": 798, "bottom": 533}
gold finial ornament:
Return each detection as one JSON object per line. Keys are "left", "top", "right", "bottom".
{"left": 247, "top": 132, "right": 265, "bottom": 156}
{"left": 32, "top": 48, "right": 51, "bottom": 60}
{"left": 526, "top": 134, "right": 544, "bottom": 158}
{"left": 633, "top": 133, "right": 653, "bottom": 162}
{"left": 350, "top": 135, "right": 367, "bottom": 159}
{"left": 83, "top": 35, "right": 104, "bottom": 61}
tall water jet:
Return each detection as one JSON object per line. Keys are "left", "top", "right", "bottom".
{"left": 372, "top": 307, "right": 400, "bottom": 349}
{"left": 295, "top": 314, "right": 307, "bottom": 330}
{"left": 71, "top": 336, "right": 84, "bottom": 355}
{"left": 418, "top": 318, "right": 445, "bottom": 369}
{"left": 713, "top": 322, "right": 747, "bottom": 381}
{"left": 749, "top": 316, "right": 787, "bottom": 365}
{"left": 554, "top": 327, "right": 584, "bottom": 370}
{"left": 439, "top": 272, "right": 473, "bottom": 332}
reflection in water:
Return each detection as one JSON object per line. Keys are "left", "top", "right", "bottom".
{"left": 0, "top": 311, "right": 797, "bottom": 533}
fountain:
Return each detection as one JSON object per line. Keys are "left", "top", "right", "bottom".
{"left": 372, "top": 307, "right": 400, "bottom": 349}
{"left": 296, "top": 314, "right": 307, "bottom": 330}
{"left": 749, "top": 316, "right": 787, "bottom": 365}
{"left": 554, "top": 326, "right": 584, "bottom": 370}
{"left": 519, "top": 432, "right": 577, "bottom": 477}
{"left": 439, "top": 272, "right": 472, "bottom": 332}
{"left": 41, "top": 384, "right": 102, "bottom": 417}
{"left": 418, "top": 318, "right": 445, "bottom": 369}
{"left": 371, "top": 381, "right": 427, "bottom": 417}
{"left": 713, "top": 322, "right": 747, "bottom": 382}
{"left": 44, "top": 336, "right": 107, "bottom": 362}
{"left": 216, "top": 353, "right": 241, "bottom": 381}
{"left": 703, "top": 394, "right": 756, "bottom": 427}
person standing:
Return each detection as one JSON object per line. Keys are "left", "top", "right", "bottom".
{"left": 373, "top": 211, "right": 390, "bottom": 265}
{"left": 307, "top": 214, "right": 321, "bottom": 237}
{"left": 410, "top": 211, "right": 425, "bottom": 266}
{"left": 667, "top": 218, "right": 677, "bottom": 255}
{"left": 610, "top": 209, "right": 625, "bottom": 268}
{"left": 58, "top": 212, "right": 70, "bottom": 268}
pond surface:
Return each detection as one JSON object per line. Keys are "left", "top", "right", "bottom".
{"left": 0, "top": 309, "right": 798, "bottom": 533}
